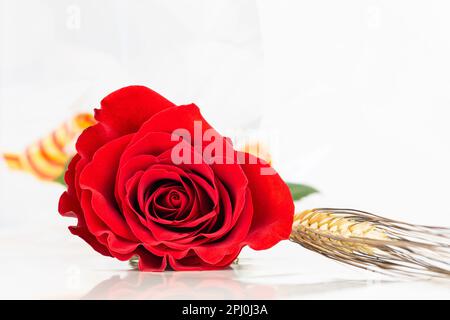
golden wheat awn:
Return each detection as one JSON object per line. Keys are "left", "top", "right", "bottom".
{"left": 290, "top": 208, "right": 450, "bottom": 278}
{"left": 130, "top": 208, "right": 450, "bottom": 277}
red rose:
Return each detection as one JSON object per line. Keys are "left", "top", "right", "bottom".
{"left": 59, "top": 86, "right": 294, "bottom": 271}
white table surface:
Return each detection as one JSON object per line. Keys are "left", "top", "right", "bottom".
{"left": 1, "top": 223, "right": 449, "bottom": 300}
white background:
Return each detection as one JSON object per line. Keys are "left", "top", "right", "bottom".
{"left": 1, "top": 0, "right": 449, "bottom": 299}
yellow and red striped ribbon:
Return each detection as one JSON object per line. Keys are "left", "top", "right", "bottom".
{"left": 2, "top": 113, "right": 95, "bottom": 181}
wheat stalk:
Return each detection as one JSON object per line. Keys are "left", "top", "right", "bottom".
{"left": 290, "top": 208, "right": 450, "bottom": 278}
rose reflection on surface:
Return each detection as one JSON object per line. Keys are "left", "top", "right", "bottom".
{"left": 82, "top": 261, "right": 376, "bottom": 300}
{"left": 83, "top": 267, "right": 276, "bottom": 300}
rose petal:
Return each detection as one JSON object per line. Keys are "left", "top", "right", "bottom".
{"left": 136, "top": 247, "right": 167, "bottom": 272}
{"left": 168, "top": 249, "right": 240, "bottom": 271}
{"left": 239, "top": 152, "right": 294, "bottom": 250}
{"left": 193, "top": 189, "right": 253, "bottom": 264}
{"left": 80, "top": 191, "right": 137, "bottom": 258}
{"left": 129, "top": 104, "right": 215, "bottom": 150}
{"left": 95, "top": 85, "right": 175, "bottom": 136}
{"left": 79, "top": 135, "right": 137, "bottom": 241}
{"left": 58, "top": 155, "right": 112, "bottom": 257}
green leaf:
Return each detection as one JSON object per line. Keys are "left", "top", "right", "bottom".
{"left": 53, "top": 159, "right": 71, "bottom": 186}
{"left": 287, "top": 182, "right": 318, "bottom": 201}
{"left": 54, "top": 170, "right": 66, "bottom": 186}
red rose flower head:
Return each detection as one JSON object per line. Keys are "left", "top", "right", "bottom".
{"left": 58, "top": 86, "right": 294, "bottom": 271}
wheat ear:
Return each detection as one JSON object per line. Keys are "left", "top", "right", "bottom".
{"left": 290, "top": 208, "right": 450, "bottom": 278}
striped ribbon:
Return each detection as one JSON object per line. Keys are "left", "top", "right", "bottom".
{"left": 3, "top": 113, "right": 95, "bottom": 181}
